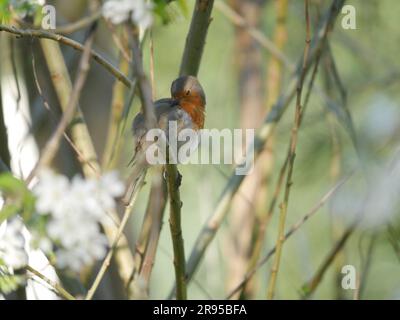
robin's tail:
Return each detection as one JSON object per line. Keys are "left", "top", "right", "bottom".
{"left": 122, "top": 152, "right": 148, "bottom": 205}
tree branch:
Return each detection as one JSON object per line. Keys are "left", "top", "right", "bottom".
{"left": 26, "top": 27, "right": 95, "bottom": 183}
{"left": 179, "top": 0, "right": 214, "bottom": 76}
{"left": 0, "top": 24, "right": 132, "bottom": 88}
{"left": 266, "top": 0, "right": 311, "bottom": 300}
{"left": 85, "top": 174, "right": 146, "bottom": 300}
{"left": 26, "top": 265, "right": 75, "bottom": 300}
{"left": 167, "top": 0, "right": 215, "bottom": 300}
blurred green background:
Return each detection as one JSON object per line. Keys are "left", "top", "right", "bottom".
{"left": 2, "top": 0, "right": 400, "bottom": 299}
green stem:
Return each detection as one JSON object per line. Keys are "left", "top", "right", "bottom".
{"left": 26, "top": 265, "right": 75, "bottom": 300}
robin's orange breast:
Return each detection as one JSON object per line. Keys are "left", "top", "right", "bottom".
{"left": 176, "top": 95, "right": 205, "bottom": 130}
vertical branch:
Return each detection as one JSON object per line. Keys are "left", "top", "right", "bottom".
{"left": 127, "top": 32, "right": 163, "bottom": 295}
{"left": 127, "top": 168, "right": 167, "bottom": 295}
{"left": 244, "top": 0, "right": 289, "bottom": 297}
{"left": 87, "top": 24, "right": 156, "bottom": 300}
{"left": 266, "top": 0, "right": 311, "bottom": 300}
{"left": 179, "top": 0, "right": 215, "bottom": 76}
{"left": 167, "top": 0, "right": 215, "bottom": 299}
{"left": 166, "top": 162, "right": 186, "bottom": 300}
{"left": 130, "top": 29, "right": 157, "bottom": 129}
{"left": 138, "top": 169, "right": 168, "bottom": 283}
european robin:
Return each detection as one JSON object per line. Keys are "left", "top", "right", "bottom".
{"left": 124, "top": 76, "right": 206, "bottom": 201}
{"left": 132, "top": 75, "right": 206, "bottom": 150}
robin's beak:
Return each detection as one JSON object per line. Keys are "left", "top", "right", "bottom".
{"left": 171, "top": 98, "right": 180, "bottom": 107}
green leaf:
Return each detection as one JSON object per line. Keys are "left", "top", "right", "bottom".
{"left": 0, "top": 0, "right": 11, "bottom": 24}
{"left": 0, "top": 204, "right": 20, "bottom": 224}
{"left": 0, "top": 173, "right": 36, "bottom": 223}
{"left": 22, "top": 192, "right": 36, "bottom": 221}
{"left": 0, "top": 173, "right": 26, "bottom": 195}
{"left": 154, "top": 0, "right": 188, "bottom": 25}
{"left": 177, "top": 0, "right": 189, "bottom": 16}
{"left": 33, "top": 4, "right": 43, "bottom": 26}
{"left": 0, "top": 265, "right": 25, "bottom": 295}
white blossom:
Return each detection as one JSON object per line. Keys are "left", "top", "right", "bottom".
{"left": 55, "top": 233, "right": 108, "bottom": 272}
{"left": 331, "top": 159, "right": 400, "bottom": 229}
{"left": 0, "top": 219, "right": 28, "bottom": 269}
{"left": 363, "top": 96, "right": 400, "bottom": 144}
{"left": 33, "top": 169, "right": 69, "bottom": 216}
{"left": 102, "top": 0, "right": 153, "bottom": 30}
{"left": 33, "top": 170, "right": 124, "bottom": 272}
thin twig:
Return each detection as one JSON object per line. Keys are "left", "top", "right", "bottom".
{"left": 85, "top": 174, "right": 145, "bottom": 300}
{"left": 130, "top": 29, "right": 157, "bottom": 129}
{"left": 0, "top": 24, "right": 132, "bottom": 88}
{"left": 215, "top": 0, "right": 294, "bottom": 71}
{"left": 301, "top": 224, "right": 356, "bottom": 299}
{"left": 356, "top": 233, "right": 377, "bottom": 299}
{"left": 244, "top": 0, "right": 292, "bottom": 297}
{"left": 244, "top": 50, "right": 322, "bottom": 296}
{"left": 127, "top": 168, "right": 167, "bottom": 290}
{"left": 104, "top": 19, "right": 132, "bottom": 63}
{"left": 26, "top": 27, "right": 96, "bottom": 184}
{"left": 121, "top": 28, "right": 157, "bottom": 206}
{"left": 266, "top": 0, "right": 311, "bottom": 299}
{"left": 30, "top": 44, "right": 99, "bottom": 176}
{"left": 138, "top": 169, "right": 168, "bottom": 283}
{"left": 26, "top": 265, "right": 75, "bottom": 300}
{"left": 167, "top": 0, "right": 215, "bottom": 300}
{"left": 55, "top": 10, "right": 103, "bottom": 34}
{"left": 226, "top": 172, "right": 354, "bottom": 299}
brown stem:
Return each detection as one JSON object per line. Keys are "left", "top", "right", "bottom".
{"left": 0, "top": 24, "right": 132, "bottom": 88}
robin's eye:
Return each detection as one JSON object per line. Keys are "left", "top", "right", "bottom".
{"left": 185, "top": 90, "right": 191, "bottom": 96}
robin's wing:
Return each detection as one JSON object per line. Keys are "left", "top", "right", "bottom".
{"left": 132, "top": 98, "right": 175, "bottom": 138}
{"left": 165, "top": 107, "right": 194, "bottom": 132}
{"left": 130, "top": 99, "right": 176, "bottom": 166}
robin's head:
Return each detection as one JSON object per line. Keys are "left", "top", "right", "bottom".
{"left": 170, "top": 76, "right": 206, "bottom": 107}
{"left": 170, "top": 76, "right": 206, "bottom": 129}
